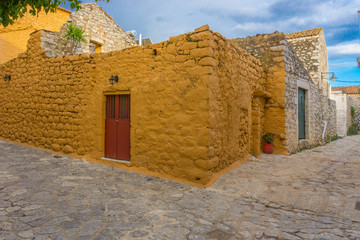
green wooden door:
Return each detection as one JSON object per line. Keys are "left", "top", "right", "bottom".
{"left": 298, "top": 88, "right": 306, "bottom": 139}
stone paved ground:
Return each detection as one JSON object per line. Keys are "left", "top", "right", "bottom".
{"left": 0, "top": 136, "right": 360, "bottom": 240}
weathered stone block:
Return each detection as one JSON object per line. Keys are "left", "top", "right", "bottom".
{"left": 195, "top": 25, "right": 210, "bottom": 33}
{"left": 62, "top": 145, "right": 74, "bottom": 153}
{"left": 190, "top": 47, "right": 214, "bottom": 58}
{"left": 198, "top": 57, "right": 216, "bottom": 67}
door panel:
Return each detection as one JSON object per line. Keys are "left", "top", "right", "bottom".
{"left": 105, "top": 95, "right": 117, "bottom": 158}
{"left": 298, "top": 88, "right": 306, "bottom": 139}
{"left": 105, "top": 95, "right": 131, "bottom": 160}
{"left": 117, "top": 94, "right": 130, "bottom": 160}
{"left": 105, "top": 119, "right": 117, "bottom": 158}
{"left": 116, "top": 120, "right": 130, "bottom": 160}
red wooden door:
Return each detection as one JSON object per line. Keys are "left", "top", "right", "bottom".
{"left": 105, "top": 95, "right": 130, "bottom": 160}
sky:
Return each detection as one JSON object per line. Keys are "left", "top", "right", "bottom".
{"left": 62, "top": 0, "right": 360, "bottom": 87}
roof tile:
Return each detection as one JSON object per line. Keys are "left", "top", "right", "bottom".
{"left": 285, "top": 28, "right": 323, "bottom": 39}
{"left": 332, "top": 86, "right": 360, "bottom": 94}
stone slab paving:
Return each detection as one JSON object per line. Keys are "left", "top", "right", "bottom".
{"left": 0, "top": 136, "right": 360, "bottom": 240}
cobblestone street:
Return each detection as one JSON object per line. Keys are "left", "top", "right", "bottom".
{"left": 0, "top": 136, "right": 360, "bottom": 240}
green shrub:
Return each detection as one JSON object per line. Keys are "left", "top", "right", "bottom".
{"left": 63, "top": 23, "right": 87, "bottom": 54}
{"left": 351, "top": 106, "right": 356, "bottom": 119}
{"left": 348, "top": 106, "right": 358, "bottom": 134}
{"left": 330, "top": 135, "right": 341, "bottom": 141}
{"left": 262, "top": 133, "right": 275, "bottom": 144}
{"left": 347, "top": 125, "right": 358, "bottom": 136}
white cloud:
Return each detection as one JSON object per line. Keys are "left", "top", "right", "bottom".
{"left": 233, "top": 22, "right": 274, "bottom": 32}
{"left": 328, "top": 41, "right": 360, "bottom": 55}
{"left": 329, "top": 61, "right": 358, "bottom": 67}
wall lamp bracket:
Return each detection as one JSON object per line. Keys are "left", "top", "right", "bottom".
{"left": 321, "top": 72, "right": 337, "bottom": 82}
{"left": 4, "top": 74, "right": 11, "bottom": 82}
{"left": 109, "top": 75, "right": 119, "bottom": 86}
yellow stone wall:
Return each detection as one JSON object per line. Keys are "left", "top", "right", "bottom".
{"left": 0, "top": 7, "right": 70, "bottom": 64}
{"left": 209, "top": 31, "right": 266, "bottom": 169}
{"left": 0, "top": 31, "right": 93, "bottom": 155}
{"left": 232, "top": 33, "right": 288, "bottom": 155}
{"left": 251, "top": 96, "right": 266, "bottom": 156}
{"left": 87, "top": 28, "right": 215, "bottom": 185}
{"left": 0, "top": 26, "right": 265, "bottom": 186}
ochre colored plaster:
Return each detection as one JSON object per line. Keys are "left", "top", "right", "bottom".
{"left": 0, "top": 7, "right": 70, "bottom": 64}
{"left": 0, "top": 26, "right": 265, "bottom": 186}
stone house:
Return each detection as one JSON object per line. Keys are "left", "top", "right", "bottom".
{"left": 232, "top": 31, "right": 336, "bottom": 154}
{"left": 0, "top": 3, "right": 137, "bottom": 64}
{"left": 330, "top": 89, "right": 350, "bottom": 137}
{"left": 0, "top": 4, "right": 337, "bottom": 185}
{"left": 0, "top": 25, "right": 268, "bottom": 186}
{"left": 0, "top": 6, "right": 71, "bottom": 64}
{"left": 331, "top": 86, "right": 360, "bottom": 131}
{"left": 42, "top": 3, "right": 136, "bottom": 57}
{"left": 285, "top": 28, "right": 331, "bottom": 96}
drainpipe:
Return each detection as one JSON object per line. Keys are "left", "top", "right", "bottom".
{"left": 322, "top": 121, "right": 328, "bottom": 140}
{"left": 139, "top": 34, "right": 142, "bottom": 46}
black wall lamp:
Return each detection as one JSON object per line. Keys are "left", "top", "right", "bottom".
{"left": 319, "top": 72, "right": 337, "bottom": 89}
{"left": 4, "top": 74, "right": 11, "bottom": 82}
{"left": 109, "top": 75, "right": 118, "bottom": 86}
{"left": 321, "top": 72, "right": 337, "bottom": 82}
{"left": 320, "top": 72, "right": 337, "bottom": 94}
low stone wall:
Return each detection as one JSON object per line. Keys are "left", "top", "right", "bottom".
{"left": 308, "top": 91, "right": 336, "bottom": 148}
{"left": 347, "top": 96, "right": 353, "bottom": 130}
{"left": 348, "top": 94, "right": 360, "bottom": 130}
{"left": 330, "top": 91, "right": 349, "bottom": 137}
{"left": 0, "top": 26, "right": 264, "bottom": 186}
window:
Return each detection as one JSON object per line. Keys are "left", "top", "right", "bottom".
{"left": 89, "top": 41, "right": 102, "bottom": 53}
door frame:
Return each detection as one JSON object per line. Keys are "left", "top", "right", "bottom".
{"left": 298, "top": 88, "right": 306, "bottom": 139}
{"left": 296, "top": 80, "right": 310, "bottom": 140}
{"left": 102, "top": 90, "right": 131, "bottom": 162}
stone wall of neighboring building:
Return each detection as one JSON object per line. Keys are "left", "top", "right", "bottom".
{"left": 310, "top": 91, "right": 337, "bottom": 145}
{"left": 232, "top": 32, "right": 336, "bottom": 154}
{"left": 1, "top": 3, "right": 136, "bottom": 62}
{"left": 58, "top": 3, "right": 136, "bottom": 55}
{"left": 348, "top": 94, "right": 360, "bottom": 130}
{"left": 0, "top": 26, "right": 265, "bottom": 186}
{"left": 330, "top": 91, "right": 349, "bottom": 137}
{"left": 0, "top": 7, "right": 71, "bottom": 64}
{"left": 283, "top": 36, "right": 336, "bottom": 152}
{"left": 332, "top": 86, "right": 360, "bottom": 131}
{"left": 286, "top": 28, "right": 330, "bottom": 96}
{"left": 347, "top": 96, "right": 353, "bottom": 130}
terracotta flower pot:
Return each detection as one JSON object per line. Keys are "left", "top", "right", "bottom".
{"left": 263, "top": 143, "right": 273, "bottom": 154}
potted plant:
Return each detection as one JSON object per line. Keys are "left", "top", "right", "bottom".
{"left": 263, "top": 133, "right": 275, "bottom": 154}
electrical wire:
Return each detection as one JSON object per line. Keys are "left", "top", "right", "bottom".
{"left": 334, "top": 80, "right": 360, "bottom": 83}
